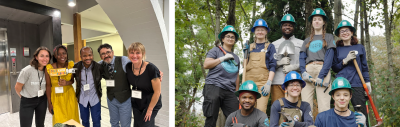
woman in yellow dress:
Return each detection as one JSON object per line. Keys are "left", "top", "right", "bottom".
{"left": 44, "top": 45, "right": 80, "bottom": 125}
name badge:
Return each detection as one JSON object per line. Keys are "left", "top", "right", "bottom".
{"left": 38, "top": 90, "right": 44, "bottom": 97}
{"left": 55, "top": 87, "right": 64, "bottom": 93}
{"left": 84, "top": 84, "right": 90, "bottom": 91}
{"left": 131, "top": 90, "right": 142, "bottom": 99}
{"left": 106, "top": 80, "right": 115, "bottom": 87}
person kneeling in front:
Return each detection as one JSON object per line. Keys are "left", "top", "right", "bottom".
{"left": 225, "top": 80, "right": 269, "bottom": 127}
{"left": 314, "top": 77, "right": 367, "bottom": 127}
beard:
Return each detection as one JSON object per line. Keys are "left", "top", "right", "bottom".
{"left": 240, "top": 103, "right": 255, "bottom": 111}
{"left": 283, "top": 32, "right": 294, "bottom": 39}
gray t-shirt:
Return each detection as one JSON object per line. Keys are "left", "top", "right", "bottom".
{"left": 17, "top": 65, "right": 46, "bottom": 98}
{"left": 225, "top": 108, "right": 269, "bottom": 127}
{"left": 300, "top": 34, "right": 336, "bottom": 64}
{"left": 205, "top": 47, "right": 240, "bottom": 92}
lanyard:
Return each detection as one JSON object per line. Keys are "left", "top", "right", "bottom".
{"left": 132, "top": 60, "right": 143, "bottom": 90}
{"left": 85, "top": 67, "right": 89, "bottom": 85}
{"left": 37, "top": 69, "right": 44, "bottom": 90}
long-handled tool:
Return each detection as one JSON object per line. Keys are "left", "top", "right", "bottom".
{"left": 354, "top": 105, "right": 362, "bottom": 127}
{"left": 239, "top": 41, "right": 250, "bottom": 110}
{"left": 218, "top": 46, "right": 238, "bottom": 66}
{"left": 353, "top": 59, "right": 383, "bottom": 126}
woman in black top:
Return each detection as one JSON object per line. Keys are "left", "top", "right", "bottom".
{"left": 126, "top": 42, "right": 162, "bottom": 127}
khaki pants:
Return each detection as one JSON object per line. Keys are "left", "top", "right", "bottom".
{"left": 271, "top": 85, "right": 285, "bottom": 104}
{"left": 301, "top": 64, "right": 332, "bottom": 113}
{"left": 256, "top": 84, "right": 269, "bottom": 113}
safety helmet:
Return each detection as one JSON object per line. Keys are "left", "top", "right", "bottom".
{"left": 235, "top": 80, "right": 261, "bottom": 99}
{"left": 308, "top": 8, "right": 328, "bottom": 22}
{"left": 279, "top": 14, "right": 296, "bottom": 27}
{"left": 329, "top": 77, "right": 354, "bottom": 95}
{"left": 282, "top": 71, "right": 306, "bottom": 90}
{"left": 218, "top": 25, "right": 239, "bottom": 42}
{"left": 334, "top": 20, "right": 356, "bottom": 36}
{"left": 251, "top": 19, "right": 271, "bottom": 33}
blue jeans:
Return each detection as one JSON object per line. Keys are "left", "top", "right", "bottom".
{"left": 107, "top": 98, "right": 132, "bottom": 127}
{"left": 79, "top": 102, "right": 101, "bottom": 127}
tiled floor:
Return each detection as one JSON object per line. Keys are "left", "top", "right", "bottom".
{"left": 0, "top": 79, "right": 169, "bottom": 127}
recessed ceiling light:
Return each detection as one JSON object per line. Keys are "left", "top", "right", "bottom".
{"left": 68, "top": 0, "right": 76, "bottom": 7}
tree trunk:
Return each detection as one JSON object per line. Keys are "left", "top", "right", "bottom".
{"left": 227, "top": 0, "right": 236, "bottom": 26}
{"left": 215, "top": 0, "right": 221, "bottom": 41}
{"left": 206, "top": 0, "right": 217, "bottom": 40}
{"left": 383, "top": 0, "right": 395, "bottom": 117}
{"left": 333, "top": 0, "right": 342, "bottom": 40}
{"left": 249, "top": 0, "right": 256, "bottom": 43}
{"left": 360, "top": 0, "right": 364, "bottom": 46}
{"left": 305, "top": 0, "right": 313, "bottom": 38}
{"left": 363, "top": 1, "right": 376, "bottom": 126}
{"left": 353, "top": 0, "right": 360, "bottom": 37}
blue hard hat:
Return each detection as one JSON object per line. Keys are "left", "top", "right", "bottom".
{"left": 282, "top": 71, "right": 306, "bottom": 90}
{"left": 251, "top": 19, "right": 271, "bottom": 33}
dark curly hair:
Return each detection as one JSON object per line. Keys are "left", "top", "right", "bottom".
{"left": 52, "top": 45, "right": 68, "bottom": 64}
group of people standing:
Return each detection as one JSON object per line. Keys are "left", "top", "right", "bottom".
{"left": 15, "top": 42, "right": 163, "bottom": 127}
{"left": 204, "top": 8, "right": 371, "bottom": 127}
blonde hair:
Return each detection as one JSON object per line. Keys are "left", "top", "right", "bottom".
{"left": 128, "top": 42, "right": 146, "bottom": 60}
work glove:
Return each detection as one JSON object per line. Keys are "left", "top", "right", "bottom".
{"left": 231, "top": 123, "right": 248, "bottom": 127}
{"left": 242, "top": 43, "right": 250, "bottom": 53}
{"left": 315, "top": 77, "right": 324, "bottom": 87}
{"left": 274, "top": 53, "right": 283, "bottom": 61}
{"left": 355, "top": 111, "right": 366, "bottom": 127}
{"left": 280, "top": 121, "right": 295, "bottom": 127}
{"left": 283, "top": 65, "right": 296, "bottom": 74}
{"left": 261, "top": 80, "right": 272, "bottom": 96}
{"left": 302, "top": 72, "right": 313, "bottom": 82}
{"left": 343, "top": 51, "right": 357, "bottom": 65}
{"left": 365, "top": 82, "right": 372, "bottom": 95}
{"left": 219, "top": 54, "right": 234, "bottom": 62}
{"left": 277, "top": 57, "right": 291, "bottom": 67}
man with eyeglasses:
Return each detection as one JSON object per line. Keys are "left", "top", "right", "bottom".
{"left": 98, "top": 44, "right": 163, "bottom": 127}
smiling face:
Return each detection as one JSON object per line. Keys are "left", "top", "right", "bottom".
{"left": 239, "top": 92, "right": 256, "bottom": 110}
{"left": 286, "top": 81, "right": 302, "bottom": 97}
{"left": 312, "top": 15, "right": 325, "bottom": 30}
{"left": 339, "top": 27, "right": 354, "bottom": 41}
{"left": 128, "top": 49, "right": 145, "bottom": 64}
{"left": 254, "top": 27, "right": 267, "bottom": 39}
{"left": 56, "top": 48, "right": 68, "bottom": 64}
{"left": 80, "top": 48, "right": 93, "bottom": 67}
{"left": 222, "top": 32, "right": 236, "bottom": 47}
{"left": 332, "top": 89, "right": 352, "bottom": 109}
{"left": 36, "top": 50, "right": 50, "bottom": 67}
{"left": 281, "top": 22, "right": 294, "bottom": 38}
{"left": 99, "top": 48, "right": 114, "bottom": 64}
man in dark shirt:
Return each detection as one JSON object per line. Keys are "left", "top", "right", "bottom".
{"left": 225, "top": 80, "right": 269, "bottom": 127}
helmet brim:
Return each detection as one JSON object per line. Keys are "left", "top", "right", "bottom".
{"left": 282, "top": 79, "right": 306, "bottom": 90}
{"left": 235, "top": 90, "right": 262, "bottom": 99}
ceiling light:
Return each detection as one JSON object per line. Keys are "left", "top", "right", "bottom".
{"left": 68, "top": 0, "right": 76, "bottom": 7}
{"left": 53, "top": 10, "right": 60, "bottom": 17}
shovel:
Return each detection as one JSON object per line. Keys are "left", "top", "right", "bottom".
{"left": 353, "top": 59, "right": 383, "bottom": 127}
{"left": 277, "top": 40, "right": 295, "bottom": 57}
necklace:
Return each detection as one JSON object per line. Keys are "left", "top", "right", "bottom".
{"left": 334, "top": 108, "right": 348, "bottom": 112}
{"left": 256, "top": 43, "right": 264, "bottom": 49}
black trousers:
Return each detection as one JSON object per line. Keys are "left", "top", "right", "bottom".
{"left": 131, "top": 96, "right": 162, "bottom": 127}
{"left": 351, "top": 87, "right": 369, "bottom": 127}
{"left": 203, "top": 84, "right": 239, "bottom": 127}
{"left": 19, "top": 94, "right": 47, "bottom": 127}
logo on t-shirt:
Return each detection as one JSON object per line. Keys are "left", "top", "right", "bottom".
{"left": 264, "top": 117, "right": 270, "bottom": 126}
{"left": 309, "top": 40, "right": 323, "bottom": 53}
{"left": 333, "top": 40, "right": 336, "bottom": 46}
{"left": 294, "top": 115, "right": 300, "bottom": 121}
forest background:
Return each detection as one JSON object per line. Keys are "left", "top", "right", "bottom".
{"left": 175, "top": 0, "right": 400, "bottom": 126}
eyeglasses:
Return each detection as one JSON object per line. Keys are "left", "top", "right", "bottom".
{"left": 340, "top": 29, "right": 351, "bottom": 34}
{"left": 100, "top": 51, "right": 112, "bottom": 56}
{"left": 224, "top": 35, "right": 235, "bottom": 40}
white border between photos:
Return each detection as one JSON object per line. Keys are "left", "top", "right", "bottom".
{"left": 169, "top": 0, "right": 175, "bottom": 126}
